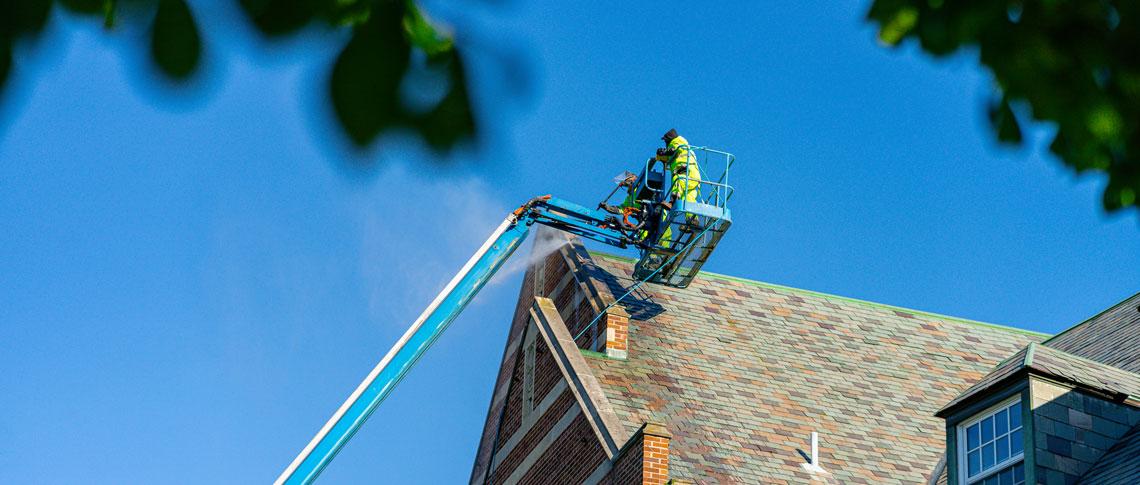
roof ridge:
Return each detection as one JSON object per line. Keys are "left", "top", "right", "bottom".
{"left": 1040, "top": 291, "right": 1140, "bottom": 346}
{"left": 987, "top": 344, "right": 1031, "bottom": 373}
{"left": 587, "top": 250, "right": 1049, "bottom": 338}
{"left": 1034, "top": 342, "right": 1140, "bottom": 379}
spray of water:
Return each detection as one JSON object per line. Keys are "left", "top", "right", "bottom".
{"left": 489, "top": 225, "right": 571, "bottom": 286}
{"left": 357, "top": 170, "right": 508, "bottom": 323}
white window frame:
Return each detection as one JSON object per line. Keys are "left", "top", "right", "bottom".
{"left": 956, "top": 395, "right": 1025, "bottom": 484}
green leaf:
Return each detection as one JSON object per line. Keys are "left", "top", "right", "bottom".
{"left": 103, "top": 0, "right": 115, "bottom": 29}
{"left": 1, "top": 0, "right": 51, "bottom": 91}
{"left": 238, "top": 0, "right": 319, "bottom": 36}
{"left": 330, "top": 4, "right": 410, "bottom": 146}
{"left": 988, "top": 96, "right": 1022, "bottom": 144}
{"left": 414, "top": 51, "right": 475, "bottom": 150}
{"left": 1086, "top": 104, "right": 1122, "bottom": 141}
{"left": 1104, "top": 181, "right": 1138, "bottom": 211}
{"left": 329, "top": 0, "right": 371, "bottom": 27}
{"left": 151, "top": 0, "right": 202, "bottom": 79}
{"left": 3, "top": 0, "right": 53, "bottom": 35}
{"left": 0, "top": 41, "right": 10, "bottom": 92}
{"left": 403, "top": 1, "right": 453, "bottom": 57}
{"left": 59, "top": 0, "right": 104, "bottom": 14}
{"left": 878, "top": 7, "right": 919, "bottom": 45}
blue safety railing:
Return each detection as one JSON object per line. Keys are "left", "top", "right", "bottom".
{"left": 641, "top": 145, "right": 736, "bottom": 211}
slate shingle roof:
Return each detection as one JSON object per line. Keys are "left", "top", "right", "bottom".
{"left": 939, "top": 343, "right": 1140, "bottom": 416}
{"left": 579, "top": 252, "right": 1046, "bottom": 484}
{"left": 1033, "top": 344, "right": 1140, "bottom": 400}
{"left": 1045, "top": 292, "right": 1140, "bottom": 373}
{"left": 1079, "top": 423, "right": 1140, "bottom": 484}
{"left": 937, "top": 346, "right": 1031, "bottom": 415}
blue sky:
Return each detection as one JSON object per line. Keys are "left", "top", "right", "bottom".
{"left": 1, "top": 2, "right": 1137, "bottom": 483}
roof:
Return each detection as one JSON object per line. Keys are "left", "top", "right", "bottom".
{"left": 1044, "top": 292, "right": 1140, "bottom": 373}
{"left": 1078, "top": 423, "right": 1140, "bottom": 484}
{"left": 579, "top": 251, "right": 1046, "bottom": 484}
{"left": 939, "top": 343, "right": 1140, "bottom": 416}
{"left": 936, "top": 346, "right": 1031, "bottom": 415}
{"left": 1032, "top": 344, "right": 1140, "bottom": 401}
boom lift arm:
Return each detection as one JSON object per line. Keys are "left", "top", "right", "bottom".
{"left": 275, "top": 196, "right": 630, "bottom": 484}
{"left": 277, "top": 147, "right": 734, "bottom": 484}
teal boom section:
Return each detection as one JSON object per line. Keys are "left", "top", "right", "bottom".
{"left": 276, "top": 215, "right": 531, "bottom": 485}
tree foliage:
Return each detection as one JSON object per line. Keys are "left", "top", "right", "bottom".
{"left": 868, "top": 0, "right": 1140, "bottom": 214}
{"left": 0, "top": 0, "right": 474, "bottom": 152}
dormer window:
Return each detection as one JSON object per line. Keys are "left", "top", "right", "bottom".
{"left": 958, "top": 397, "right": 1025, "bottom": 485}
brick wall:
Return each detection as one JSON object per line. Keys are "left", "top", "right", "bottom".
{"left": 516, "top": 413, "right": 608, "bottom": 484}
{"left": 490, "top": 388, "right": 577, "bottom": 484}
{"left": 482, "top": 321, "right": 629, "bottom": 485}
{"left": 603, "top": 433, "right": 643, "bottom": 485}
{"left": 532, "top": 328, "right": 561, "bottom": 406}
{"left": 470, "top": 266, "right": 541, "bottom": 483}
{"left": 471, "top": 233, "right": 641, "bottom": 484}
{"left": 499, "top": 342, "right": 526, "bottom": 439}
{"left": 1030, "top": 378, "right": 1140, "bottom": 484}
{"left": 536, "top": 235, "right": 614, "bottom": 353}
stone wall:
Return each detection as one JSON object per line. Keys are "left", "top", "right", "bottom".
{"left": 1030, "top": 378, "right": 1140, "bottom": 484}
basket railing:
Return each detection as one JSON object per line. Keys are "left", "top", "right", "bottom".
{"left": 640, "top": 145, "right": 736, "bottom": 210}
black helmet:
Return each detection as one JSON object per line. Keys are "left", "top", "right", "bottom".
{"left": 661, "top": 128, "right": 678, "bottom": 143}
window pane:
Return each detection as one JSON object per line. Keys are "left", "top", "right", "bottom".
{"left": 968, "top": 424, "right": 980, "bottom": 449}
{"left": 984, "top": 476, "right": 999, "bottom": 485}
{"left": 1000, "top": 467, "right": 1013, "bottom": 485}
{"left": 997, "top": 436, "right": 1009, "bottom": 462}
{"left": 995, "top": 409, "right": 1009, "bottom": 435}
{"left": 1010, "top": 401, "right": 1022, "bottom": 429}
{"left": 968, "top": 450, "right": 980, "bottom": 476}
{"left": 982, "top": 416, "right": 994, "bottom": 442}
{"left": 1013, "top": 463, "right": 1025, "bottom": 484}
{"left": 1010, "top": 429, "right": 1023, "bottom": 455}
{"left": 982, "top": 442, "right": 995, "bottom": 469}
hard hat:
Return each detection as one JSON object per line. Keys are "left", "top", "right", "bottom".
{"left": 661, "top": 128, "right": 678, "bottom": 142}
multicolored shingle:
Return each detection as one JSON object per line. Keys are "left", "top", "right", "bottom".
{"left": 578, "top": 252, "right": 1046, "bottom": 484}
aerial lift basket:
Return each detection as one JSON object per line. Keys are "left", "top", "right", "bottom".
{"left": 632, "top": 146, "right": 735, "bottom": 288}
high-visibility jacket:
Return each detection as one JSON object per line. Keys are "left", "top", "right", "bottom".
{"left": 658, "top": 135, "right": 701, "bottom": 202}
{"left": 619, "top": 186, "right": 641, "bottom": 210}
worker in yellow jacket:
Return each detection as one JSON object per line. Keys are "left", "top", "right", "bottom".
{"left": 654, "top": 129, "right": 701, "bottom": 248}
{"left": 602, "top": 130, "right": 702, "bottom": 248}
{"left": 657, "top": 128, "right": 701, "bottom": 208}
